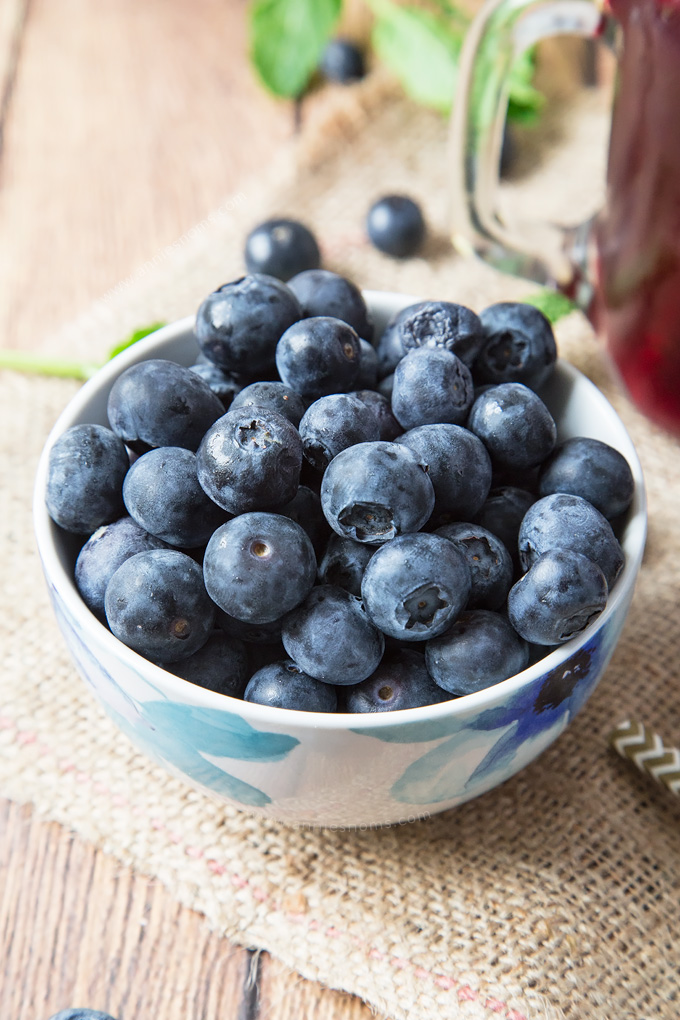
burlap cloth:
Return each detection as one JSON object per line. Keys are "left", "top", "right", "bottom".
{"left": 2, "top": 76, "right": 680, "bottom": 1020}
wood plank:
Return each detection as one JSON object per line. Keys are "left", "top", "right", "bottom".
{"left": 259, "top": 955, "right": 382, "bottom": 1020}
{"left": 0, "top": 0, "right": 293, "bottom": 353}
{"left": 0, "top": 798, "right": 251, "bottom": 1019}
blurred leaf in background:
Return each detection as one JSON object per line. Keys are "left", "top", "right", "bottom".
{"left": 250, "top": 0, "right": 343, "bottom": 97}
{"left": 248, "top": 0, "right": 544, "bottom": 127}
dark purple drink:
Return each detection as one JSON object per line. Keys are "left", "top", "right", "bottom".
{"left": 594, "top": 0, "right": 680, "bottom": 433}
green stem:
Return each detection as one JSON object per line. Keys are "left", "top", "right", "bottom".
{"left": 0, "top": 349, "right": 102, "bottom": 380}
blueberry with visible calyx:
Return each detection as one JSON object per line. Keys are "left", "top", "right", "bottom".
{"left": 107, "top": 359, "right": 224, "bottom": 454}
{"left": 105, "top": 549, "right": 214, "bottom": 663}
{"left": 287, "top": 269, "right": 373, "bottom": 340}
{"left": 46, "top": 424, "right": 129, "bottom": 535}
{"left": 203, "top": 512, "right": 317, "bottom": 625}
{"left": 276, "top": 316, "right": 362, "bottom": 399}
{"left": 361, "top": 532, "right": 471, "bottom": 641}
{"left": 318, "top": 533, "right": 375, "bottom": 596}
{"left": 163, "top": 630, "right": 250, "bottom": 697}
{"left": 426, "top": 610, "right": 529, "bottom": 695}
{"left": 244, "top": 218, "right": 321, "bottom": 281}
{"left": 395, "top": 423, "right": 492, "bottom": 523}
{"left": 345, "top": 649, "right": 449, "bottom": 713}
{"left": 195, "top": 274, "right": 302, "bottom": 378}
{"left": 320, "top": 440, "right": 434, "bottom": 544}
{"left": 320, "top": 37, "right": 366, "bottom": 83}
{"left": 391, "top": 346, "right": 474, "bottom": 429}
{"left": 518, "top": 492, "right": 624, "bottom": 588}
{"left": 75, "top": 516, "right": 167, "bottom": 619}
{"left": 508, "top": 548, "right": 608, "bottom": 645}
{"left": 397, "top": 301, "right": 484, "bottom": 368}
{"left": 123, "top": 447, "right": 228, "bottom": 548}
{"left": 475, "top": 302, "right": 557, "bottom": 391}
{"left": 196, "top": 407, "right": 302, "bottom": 514}
{"left": 538, "top": 436, "right": 634, "bottom": 520}
{"left": 435, "top": 522, "right": 513, "bottom": 610}
{"left": 189, "top": 361, "right": 242, "bottom": 409}
{"left": 244, "top": 660, "right": 338, "bottom": 712}
{"left": 366, "top": 195, "right": 425, "bottom": 258}
{"left": 299, "top": 393, "right": 379, "bottom": 471}
{"left": 282, "top": 584, "right": 384, "bottom": 685}
{"left": 467, "top": 383, "right": 557, "bottom": 470}
{"left": 230, "top": 380, "right": 306, "bottom": 428}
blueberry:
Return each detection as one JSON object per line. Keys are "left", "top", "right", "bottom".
{"left": 107, "top": 359, "right": 224, "bottom": 453}
{"left": 203, "top": 512, "right": 317, "bottom": 624}
{"left": 344, "top": 649, "right": 448, "bottom": 713}
{"left": 518, "top": 492, "right": 625, "bottom": 588}
{"left": 123, "top": 447, "right": 228, "bottom": 547}
{"left": 47, "top": 1011, "right": 119, "bottom": 1020}
{"left": 538, "top": 437, "right": 635, "bottom": 520}
{"left": 366, "top": 195, "right": 425, "bottom": 258}
{"left": 196, "top": 407, "right": 302, "bottom": 514}
{"left": 395, "top": 423, "right": 492, "bottom": 522}
{"left": 281, "top": 584, "right": 384, "bottom": 685}
{"left": 195, "top": 274, "right": 302, "bottom": 378}
{"left": 319, "top": 37, "right": 366, "bottom": 82}
{"left": 467, "top": 383, "right": 557, "bottom": 470}
{"left": 320, "top": 441, "right": 435, "bottom": 544}
{"left": 244, "top": 660, "right": 338, "bottom": 712}
{"left": 434, "top": 522, "right": 514, "bottom": 610}
{"left": 425, "top": 610, "right": 529, "bottom": 695}
{"left": 397, "top": 301, "right": 484, "bottom": 368}
{"left": 361, "top": 532, "right": 471, "bottom": 641}
{"left": 391, "top": 346, "right": 474, "bottom": 429}
{"left": 189, "top": 361, "right": 242, "bottom": 408}
{"left": 164, "top": 630, "right": 250, "bottom": 697}
{"left": 275, "top": 316, "right": 362, "bottom": 399}
{"left": 244, "top": 218, "right": 321, "bottom": 281}
{"left": 475, "top": 302, "right": 557, "bottom": 390}
{"left": 508, "top": 548, "right": 608, "bottom": 645}
{"left": 287, "top": 270, "right": 373, "bottom": 341}
{"left": 318, "top": 533, "right": 375, "bottom": 596}
{"left": 230, "top": 380, "right": 306, "bottom": 428}
{"left": 75, "top": 516, "right": 167, "bottom": 619}
{"left": 473, "top": 486, "right": 535, "bottom": 570}
{"left": 276, "top": 484, "right": 331, "bottom": 554}
{"left": 351, "top": 389, "right": 402, "bottom": 441}
{"left": 46, "top": 424, "right": 129, "bottom": 535}
{"left": 299, "top": 393, "right": 379, "bottom": 471}
{"left": 105, "top": 549, "right": 214, "bottom": 663}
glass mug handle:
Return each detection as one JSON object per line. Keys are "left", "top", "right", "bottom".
{"left": 449, "top": 0, "right": 617, "bottom": 299}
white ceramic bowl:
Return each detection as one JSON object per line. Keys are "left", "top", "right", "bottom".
{"left": 34, "top": 291, "right": 647, "bottom": 828}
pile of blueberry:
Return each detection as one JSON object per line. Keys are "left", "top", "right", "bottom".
{"left": 46, "top": 270, "right": 634, "bottom": 714}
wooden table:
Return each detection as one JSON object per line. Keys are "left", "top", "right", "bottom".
{"left": 0, "top": 2, "right": 377, "bottom": 1017}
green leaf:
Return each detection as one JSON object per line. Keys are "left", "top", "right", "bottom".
{"left": 367, "top": 0, "right": 462, "bottom": 114}
{"left": 507, "top": 47, "right": 544, "bottom": 125}
{"left": 107, "top": 322, "right": 166, "bottom": 361}
{"left": 523, "top": 290, "right": 577, "bottom": 324}
{"left": 249, "top": 0, "right": 342, "bottom": 98}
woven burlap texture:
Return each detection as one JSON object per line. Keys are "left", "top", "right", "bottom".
{"left": 2, "top": 81, "right": 680, "bottom": 1020}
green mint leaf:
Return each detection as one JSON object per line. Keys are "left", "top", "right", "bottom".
{"left": 107, "top": 322, "right": 166, "bottom": 361}
{"left": 249, "top": 0, "right": 342, "bottom": 98}
{"left": 523, "top": 290, "right": 577, "bottom": 324}
{"left": 367, "top": 0, "right": 462, "bottom": 114}
{"left": 507, "top": 47, "right": 544, "bottom": 125}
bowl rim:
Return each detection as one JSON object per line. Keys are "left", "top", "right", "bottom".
{"left": 33, "top": 292, "right": 648, "bottom": 732}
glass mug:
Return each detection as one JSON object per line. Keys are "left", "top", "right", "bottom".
{"left": 449, "top": 0, "right": 680, "bottom": 434}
